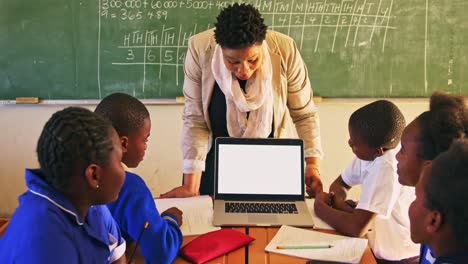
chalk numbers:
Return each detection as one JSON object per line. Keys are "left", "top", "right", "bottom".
{"left": 126, "top": 49, "right": 135, "bottom": 61}
{"left": 120, "top": 8, "right": 143, "bottom": 20}
{"left": 101, "top": 0, "right": 109, "bottom": 18}
{"left": 101, "top": 0, "right": 169, "bottom": 20}
{"left": 146, "top": 50, "right": 156, "bottom": 62}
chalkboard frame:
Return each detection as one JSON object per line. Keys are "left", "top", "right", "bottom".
{"left": 0, "top": 0, "right": 466, "bottom": 101}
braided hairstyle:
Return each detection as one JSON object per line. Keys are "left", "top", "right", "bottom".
{"left": 424, "top": 139, "right": 468, "bottom": 245}
{"left": 214, "top": 3, "right": 267, "bottom": 49}
{"left": 36, "top": 107, "right": 115, "bottom": 191}
{"left": 95, "top": 93, "right": 149, "bottom": 137}
{"left": 415, "top": 91, "right": 467, "bottom": 160}
{"left": 349, "top": 100, "right": 406, "bottom": 149}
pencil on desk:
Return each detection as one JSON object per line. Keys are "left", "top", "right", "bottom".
{"left": 276, "top": 245, "right": 333, "bottom": 249}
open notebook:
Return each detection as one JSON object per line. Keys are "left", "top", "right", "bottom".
{"left": 155, "top": 195, "right": 220, "bottom": 236}
{"left": 266, "top": 225, "right": 368, "bottom": 263}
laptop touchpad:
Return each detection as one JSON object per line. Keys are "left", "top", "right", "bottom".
{"left": 248, "top": 215, "right": 279, "bottom": 223}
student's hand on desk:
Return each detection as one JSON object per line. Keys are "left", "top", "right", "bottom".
{"left": 305, "top": 168, "right": 323, "bottom": 198}
{"left": 331, "top": 199, "right": 356, "bottom": 213}
{"left": 160, "top": 185, "right": 198, "bottom": 198}
{"left": 164, "top": 207, "right": 183, "bottom": 226}
{"left": 315, "top": 191, "right": 333, "bottom": 206}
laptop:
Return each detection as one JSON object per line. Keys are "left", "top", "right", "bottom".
{"left": 212, "top": 137, "right": 314, "bottom": 227}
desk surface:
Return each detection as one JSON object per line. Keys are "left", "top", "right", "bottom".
{"left": 172, "top": 227, "right": 377, "bottom": 264}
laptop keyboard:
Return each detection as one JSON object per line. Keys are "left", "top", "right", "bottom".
{"left": 225, "top": 202, "right": 298, "bottom": 214}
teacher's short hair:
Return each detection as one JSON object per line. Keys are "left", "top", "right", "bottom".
{"left": 214, "top": 3, "right": 267, "bottom": 49}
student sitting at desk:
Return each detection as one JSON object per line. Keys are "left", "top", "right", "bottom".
{"left": 314, "top": 100, "right": 420, "bottom": 263}
{"left": 396, "top": 91, "right": 467, "bottom": 264}
{"left": 0, "top": 107, "right": 126, "bottom": 263}
{"left": 95, "top": 93, "right": 183, "bottom": 264}
{"left": 408, "top": 139, "right": 468, "bottom": 263}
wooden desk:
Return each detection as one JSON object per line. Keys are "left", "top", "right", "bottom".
{"left": 248, "top": 227, "right": 377, "bottom": 264}
{"left": 173, "top": 227, "right": 377, "bottom": 264}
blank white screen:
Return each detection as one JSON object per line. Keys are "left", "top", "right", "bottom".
{"left": 217, "top": 144, "right": 302, "bottom": 195}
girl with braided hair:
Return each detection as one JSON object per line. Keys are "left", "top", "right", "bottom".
{"left": 0, "top": 107, "right": 126, "bottom": 263}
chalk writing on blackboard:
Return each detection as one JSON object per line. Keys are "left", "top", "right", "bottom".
{"left": 2, "top": 0, "right": 465, "bottom": 100}
{"left": 98, "top": 0, "right": 396, "bottom": 96}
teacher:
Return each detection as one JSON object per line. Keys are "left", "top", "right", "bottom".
{"left": 161, "top": 3, "right": 323, "bottom": 198}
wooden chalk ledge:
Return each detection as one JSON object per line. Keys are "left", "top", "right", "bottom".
{"left": 15, "top": 97, "right": 40, "bottom": 104}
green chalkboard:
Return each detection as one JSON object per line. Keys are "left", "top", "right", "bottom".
{"left": 0, "top": 0, "right": 467, "bottom": 100}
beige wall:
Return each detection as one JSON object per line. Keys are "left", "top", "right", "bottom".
{"left": 0, "top": 99, "right": 428, "bottom": 217}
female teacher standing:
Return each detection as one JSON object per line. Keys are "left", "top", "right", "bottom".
{"left": 161, "top": 3, "right": 323, "bottom": 198}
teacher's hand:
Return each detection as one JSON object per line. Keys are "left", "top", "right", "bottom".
{"left": 305, "top": 164, "right": 323, "bottom": 198}
{"left": 160, "top": 185, "right": 198, "bottom": 198}
{"left": 160, "top": 172, "right": 202, "bottom": 198}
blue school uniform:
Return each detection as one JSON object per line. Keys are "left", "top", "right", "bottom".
{"left": 0, "top": 169, "right": 125, "bottom": 263}
{"left": 420, "top": 245, "right": 436, "bottom": 264}
{"left": 107, "top": 171, "right": 183, "bottom": 264}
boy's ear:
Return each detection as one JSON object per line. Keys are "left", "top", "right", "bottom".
{"left": 423, "top": 160, "right": 432, "bottom": 167}
{"left": 426, "top": 210, "right": 443, "bottom": 234}
{"left": 120, "top": 136, "right": 129, "bottom": 153}
{"left": 373, "top": 147, "right": 384, "bottom": 158}
{"left": 84, "top": 164, "right": 100, "bottom": 189}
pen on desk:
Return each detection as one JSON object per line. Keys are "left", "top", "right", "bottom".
{"left": 276, "top": 245, "right": 333, "bottom": 249}
{"left": 127, "top": 221, "right": 149, "bottom": 264}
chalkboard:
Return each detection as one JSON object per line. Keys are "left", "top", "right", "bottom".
{"left": 0, "top": 0, "right": 467, "bottom": 100}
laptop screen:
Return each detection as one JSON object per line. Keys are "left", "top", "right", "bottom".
{"left": 214, "top": 138, "right": 304, "bottom": 200}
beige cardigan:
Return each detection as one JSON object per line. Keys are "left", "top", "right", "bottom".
{"left": 181, "top": 29, "right": 323, "bottom": 173}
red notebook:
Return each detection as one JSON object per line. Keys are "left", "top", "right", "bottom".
{"left": 179, "top": 229, "right": 254, "bottom": 264}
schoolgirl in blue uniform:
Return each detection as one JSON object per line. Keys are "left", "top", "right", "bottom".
{"left": 0, "top": 107, "right": 126, "bottom": 263}
{"left": 95, "top": 93, "right": 183, "bottom": 264}
{"left": 408, "top": 140, "right": 468, "bottom": 264}
{"left": 396, "top": 91, "right": 467, "bottom": 263}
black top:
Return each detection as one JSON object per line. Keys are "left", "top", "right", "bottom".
{"left": 434, "top": 252, "right": 468, "bottom": 264}
{"left": 199, "top": 80, "right": 273, "bottom": 195}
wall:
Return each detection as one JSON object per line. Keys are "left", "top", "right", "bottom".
{"left": 0, "top": 99, "right": 427, "bottom": 217}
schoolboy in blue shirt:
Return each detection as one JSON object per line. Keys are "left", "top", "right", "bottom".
{"left": 0, "top": 107, "right": 126, "bottom": 263}
{"left": 408, "top": 139, "right": 468, "bottom": 264}
{"left": 95, "top": 93, "right": 183, "bottom": 264}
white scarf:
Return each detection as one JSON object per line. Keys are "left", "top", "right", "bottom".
{"left": 211, "top": 41, "right": 273, "bottom": 138}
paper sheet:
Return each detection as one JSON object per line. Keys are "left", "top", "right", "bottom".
{"left": 265, "top": 225, "right": 368, "bottom": 264}
{"left": 155, "top": 195, "right": 220, "bottom": 236}
{"left": 306, "top": 198, "right": 335, "bottom": 230}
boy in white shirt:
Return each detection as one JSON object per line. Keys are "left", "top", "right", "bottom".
{"left": 315, "top": 100, "right": 419, "bottom": 263}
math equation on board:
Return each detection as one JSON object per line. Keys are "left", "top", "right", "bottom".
{"left": 97, "top": 0, "right": 396, "bottom": 92}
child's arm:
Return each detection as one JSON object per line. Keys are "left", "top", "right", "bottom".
{"left": 329, "top": 175, "right": 355, "bottom": 213}
{"left": 329, "top": 175, "right": 350, "bottom": 201}
{"left": 315, "top": 192, "right": 376, "bottom": 237}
